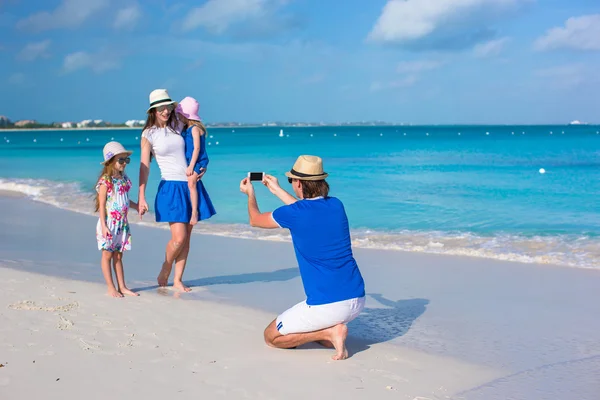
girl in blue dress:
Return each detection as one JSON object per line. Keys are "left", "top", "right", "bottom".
{"left": 175, "top": 96, "right": 215, "bottom": 225}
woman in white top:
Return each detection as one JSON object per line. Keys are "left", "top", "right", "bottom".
{"left": 138, "top": 89, "right": 214, "bottom": 292}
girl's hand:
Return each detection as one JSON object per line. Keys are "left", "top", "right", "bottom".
{"left": 101, "top": 225, "right": 111, "bottom": 239}
{"left": 130, "top": 201, "right": 139, "bottom": 212}
{"left": 138, "top": 199, "right": 149, "bottom": 218}
{"left": 186, "top": 166, "right": 193, "bottom": 177}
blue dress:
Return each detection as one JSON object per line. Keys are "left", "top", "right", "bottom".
{"left": 180, "top": 125, "right": 216, "bottom": 222}
{"left": 182, "top": 125, "right": 208, "bottom": 174}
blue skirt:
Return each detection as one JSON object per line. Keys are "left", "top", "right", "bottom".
{"left": 155, "top": 180, "right": 216, "bottom": 223}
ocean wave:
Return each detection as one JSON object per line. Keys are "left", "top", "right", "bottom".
{"left": 1, "top": 177, "right": 599, "bottom": 270}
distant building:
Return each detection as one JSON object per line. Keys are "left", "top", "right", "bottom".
{"left": 94, "top": 119, "right": 106, "bottom": 127}
{"left": 0, "top": 115, "right": 11, "bottom": 127}
{"left": 14, "top": 119, "right": 37, "bottom": 127}
{"left": 62, "top": 122, "right": 76, "bottom": 128}
{"left": 125, "top": 119, "right": 145, "bottom": 127}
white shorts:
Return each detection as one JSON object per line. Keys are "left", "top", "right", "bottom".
{"left": 276, "top": 296, "right": 366, "bottom": 335}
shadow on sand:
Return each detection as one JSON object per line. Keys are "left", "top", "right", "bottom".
{"left": 135, "top": 269, "right": 429, "bottom": 356}
{"left": 346, "top": 294, "right": 429, "bottom": 355}
{"left": 134, "top": 267, "right": 300, "bottom": 292}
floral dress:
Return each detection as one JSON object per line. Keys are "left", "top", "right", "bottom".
{"left": 96, "top": 174, "right": 132, "bottom": 252}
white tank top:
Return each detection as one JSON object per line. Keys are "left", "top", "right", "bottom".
{"left": 142, "top": 126, "right": 187, "bottom": 181}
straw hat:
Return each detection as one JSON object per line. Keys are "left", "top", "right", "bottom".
{"left": 147, "top": 89, "right": 176, "bottom": 113}
{"left": 175, "top": 97, "right": 201, "bottom": 121}
{"left": 101, "top": 141, "right": 133, "bottom": 165}
{"left": 285, "top": 155, "right": 329, "bottom": 181}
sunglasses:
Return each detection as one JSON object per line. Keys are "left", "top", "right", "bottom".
{"left": 288, "top": 177, "right": 294, "bottom": 184}
{"left": 117, "top": 157, "right": 131, "bottom": 165}
{"left": 156, "top": 104, "right": 174, "bottom": 113}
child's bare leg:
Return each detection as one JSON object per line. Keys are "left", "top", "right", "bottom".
{"left": 101, "top": 250, "right": 122, "bottom": 298}
{"left": 113, "top": 252, "right": 139, "bottom": 297}
{"left": 188, "top": 173, "right": 199, "bottom": 225}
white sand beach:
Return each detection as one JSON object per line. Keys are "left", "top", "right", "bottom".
{"left": 1, "top": 196, "right": 599, "bottom": 399}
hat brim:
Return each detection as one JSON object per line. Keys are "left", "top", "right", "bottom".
{"left": 146, "top": 100, "right": 177, "bottom": 113}
{"left": 285, "top": 171, "right": 328, "bottom": 181}
{"left": 100, "top": 150, "right": 133, "bottom": 165}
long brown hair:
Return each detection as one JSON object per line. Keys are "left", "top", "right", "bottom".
{"left": 94, "top": 158, "right": 120, "bottom": 212}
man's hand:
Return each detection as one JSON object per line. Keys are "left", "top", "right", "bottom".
{"left": 262, "top": 174, "right": 281, "bottom": 195}
{"left": 240, "top": 177, "right": 255, "bottom": 196}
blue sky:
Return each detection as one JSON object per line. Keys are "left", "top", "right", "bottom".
{"left": 0, "top": 0, "right": 599, "bottom": 124}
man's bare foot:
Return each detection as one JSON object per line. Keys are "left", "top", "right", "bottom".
{"left": 173, "top": 281, "right": 192, "bottom": 292}
{"left": 157, "top": 262, "right": 171, "bottom": 286}
{"left": 120, "top": 287, "right": 139, "bottom": 297}
{"left": 107, "top": 287, "right": 123, "bottom": 298}
{"left": 317, "top": 340, "right": 334, "bottom": 348}
{"left": 327, "top": 324, "right": 348, "bottom": 360}
{"left": 190, "top": 211, "right": 198, "bottom": 226}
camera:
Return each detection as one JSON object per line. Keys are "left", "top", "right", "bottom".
{"left": 248, "top": 172, "right": 265, "bottom": 181}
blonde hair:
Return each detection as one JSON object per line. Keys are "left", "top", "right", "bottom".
{"left": 178, "top": 114, "right": 207, "bottom": 134}
{"left": 94, "top": 158, "right": 120, "bottom": 212}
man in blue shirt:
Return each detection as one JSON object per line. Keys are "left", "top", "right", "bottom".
{"left": 239, "top": 155, "right": 366, "bottom": 360}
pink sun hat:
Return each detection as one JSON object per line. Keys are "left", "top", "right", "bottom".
{"left": 175, "top": 96, "right": 201, "bottom": 121}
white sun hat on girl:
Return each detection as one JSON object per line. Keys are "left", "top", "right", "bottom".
{"left": 101, "top": 141, "right": 133, "bottom": 165}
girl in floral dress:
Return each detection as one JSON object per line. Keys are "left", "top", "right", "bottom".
{"left": 95, "top": 141, "right": 139, "bottom": 298}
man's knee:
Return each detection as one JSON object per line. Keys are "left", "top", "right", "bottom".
{"left": 264, "top": 320, "right": 280, "bottom": 347}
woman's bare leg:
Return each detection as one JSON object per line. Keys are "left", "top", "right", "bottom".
{"left": 188, "top": 173, "right": 199, "bottom": 225}
{"left": 157, "top": 222, "right": 188, "bottom": 287}
{"left": 113, "top": 251, "right": 139, "bottom": 296}
{"left": 101, "top": 250, "right": 122, "bottom": 298}
{"left": 172, "top": 224, "right": 193, "bottom": 292}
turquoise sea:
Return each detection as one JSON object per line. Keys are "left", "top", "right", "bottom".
{"left": 1, "top": 125, "right": 599, "bottom": 268}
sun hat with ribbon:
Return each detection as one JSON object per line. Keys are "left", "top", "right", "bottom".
{"left": 101, "top": 141, "right": 133, "bottom": 165}
{"left": 175, "top": 96, "right": 201, "bottom": 121}
{"left": 285, "top": 155, "right": 329, "bottom": 181}
{"left": 146, "top": 89, "right": 177, "bottom": 113}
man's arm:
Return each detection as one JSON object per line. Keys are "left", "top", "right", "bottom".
{"left": 240, "top": 177, "right": 279, "bottom": 229}
{"left": 263, "top": 174, "right": 297, "bottom": 205}
{"left": 247, "top": 192, "right": 279, "bottom": 229}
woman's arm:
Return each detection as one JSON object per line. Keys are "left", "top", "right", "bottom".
{"left": 138, "top": 137, "right": 152, "bottom": 216}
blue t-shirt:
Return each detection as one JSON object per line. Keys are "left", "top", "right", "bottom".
{"left": 272, "top": 197, "right": 365, "bottom": 306}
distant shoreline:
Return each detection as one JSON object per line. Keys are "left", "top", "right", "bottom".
{"left": 1, "top": 123, "right": 598, "bottom": 132}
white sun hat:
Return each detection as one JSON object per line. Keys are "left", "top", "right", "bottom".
{"left": 101, "top": 141, "right": 133, "bottom": 165}
{"left": 146, "top": 89, "right": 177, "bottom": 113}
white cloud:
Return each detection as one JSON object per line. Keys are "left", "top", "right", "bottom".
{"left": 16, "top": 40, "right": 51, "bottom": 61}
{"left": 473, "top": 37, "right": 510, "bottom": 57}
{"left": 367, "top": 0, "right": 524, "bottom": 49}
{"left": 114, "top": 4, "right": 141, "bottom": 30}
{"left": 16, "top": 0, "right": 109, "bottom": 31}
{"left": 396, "top": 60, "right": 443, "bottom": 73}
{"left": 181, "top": 0, "right": 282, "bottom": 34}
{"left": 8, "top": 73, "right": 25, "bottom": 85}
{"left": 63, "top": 51, "right": 120, "bottom": 74}
{"left": 534, "top": 14, "right": 600, "bottom": 52}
